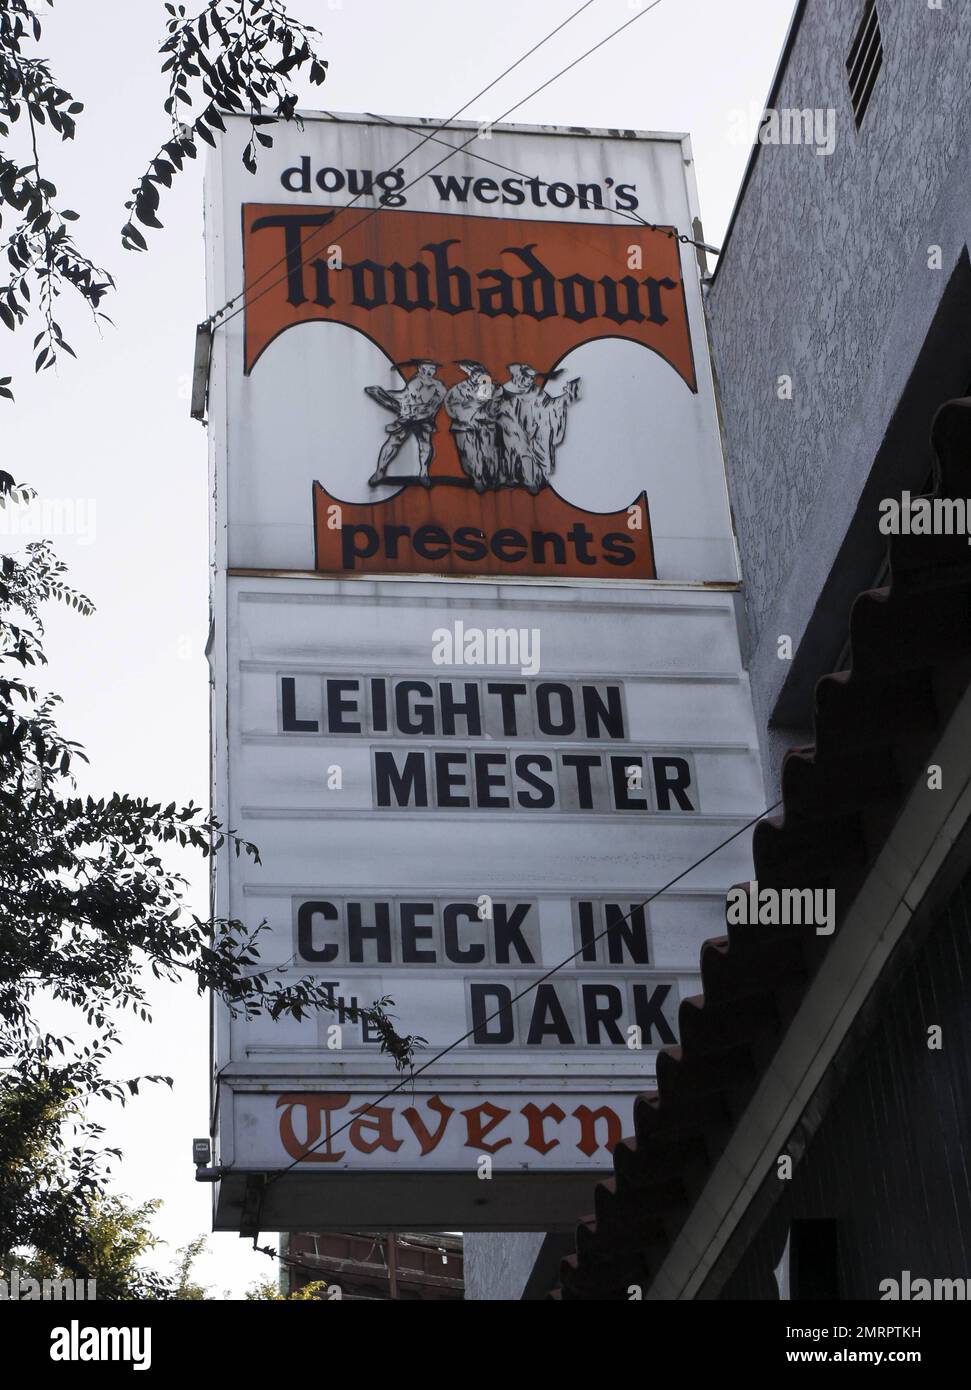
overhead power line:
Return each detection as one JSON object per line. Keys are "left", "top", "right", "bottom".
{"left": 207, "top": 0, "right": 706, "bottom": 338}
{"left": 366, "top": 107, "right": 720, "bottom": 249}
{"left": 205, "top": 0, "right": 600, "bottom": 329}
{"left": 248, "top": 798, "right": 781, "bottom": 1186}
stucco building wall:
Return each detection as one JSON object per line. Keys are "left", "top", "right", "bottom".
{"left": 463, "top": 1232, "right": 546, "bottom": 1302}
{"left": 707, "top": 0, "right": 971, "bottom": 789}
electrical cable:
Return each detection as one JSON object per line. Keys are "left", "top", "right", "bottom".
{"left": 207, "top": 0, "right": 692, "bottom": 335}
{"left": 253, "top": 798, "right": 782, "bottom": 1185}
{"left": 243, "top": 798, "right": 782, "bottom": 1274}
{"left": 364, "top": 105, "right": 718, "bottom": 245}
{"left": 206, "top": 0, "right": 744, "bottom": 1264}
{"left": 204, "top": 0, "right": 600, "bottom": 326}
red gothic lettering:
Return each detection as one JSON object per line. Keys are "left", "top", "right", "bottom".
{"left": 522, "top": 1101, "right": 565, "bottom": 1155}
{"left": 572, "top": 1103, "right": 623, "bottom": 1157}
{"left": 461, "top": 1100, "right": 512, "bottom": 1153}
{"left": 276, "top": 1092, "right": 350, "bottom": 1163}
{"left": 401, "top": 1095, "right": 454, "bottom": 1156}
{"left": 348, "top": 1103, "right": 403, "bottom": 1154}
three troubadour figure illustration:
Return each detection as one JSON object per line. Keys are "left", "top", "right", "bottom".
{"left": 366, "top": 359, "right": 581, "bottom": 493}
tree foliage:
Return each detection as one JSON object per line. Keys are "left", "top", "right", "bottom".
{"left": 0, "top": 0, "right": 111, "bottom": 391}
{"left": 1, "top": 0, "right": 328, "bottom": 389}
{"left": 0, "top": 1, "right": 417, "bottom": 1298}
{"left": 246, "top": 1275, "right": 330, "bottom": 1300}
{"left": 3, "top": 1178, "right": 214, "bottom": 1300}
{"left": 2, "top": 1181, "right": 176, "bottom": 1300}
{"left": 171, "top": 1233, "right": 211, "bottom": 1299}
{"left": 124, "top": 0, "right": 327, "bottom": 251}
{"left": 0, "top": 479, "right": 422, "bottom": 1289}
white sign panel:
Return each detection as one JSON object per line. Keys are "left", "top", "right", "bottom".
{"left": 205, "top": 114, "right": 761, "bottom": 1231}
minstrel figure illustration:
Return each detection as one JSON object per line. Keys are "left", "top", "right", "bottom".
{"left": 496, "top": 363, "right": 581, "bottom": 493}
{"left": 443, "top": 360, "right": 501, "bottom": 492}
{"left": 365, "top": 359, "right": 446, "bottom": 487}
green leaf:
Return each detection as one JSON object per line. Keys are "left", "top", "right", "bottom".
{"left": 121, "top": 221, "right": 147, "bottom": 251}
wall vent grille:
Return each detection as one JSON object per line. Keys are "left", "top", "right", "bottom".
{"left": 847, "top": 1, "right": 883, "bottom": 128}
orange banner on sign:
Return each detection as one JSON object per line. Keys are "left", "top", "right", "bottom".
{"left": 313, "top": 482, "right": 654, "bottom": 580}
{"left": 243, "top": 202, "right": 696, "bottom": 389}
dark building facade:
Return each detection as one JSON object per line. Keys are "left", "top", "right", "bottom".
{"left": 282, "top": 1231, "right": 464, "bottom": 1300}
{"left": 555, "top": 398, "right": 971, "bottom": 1298}
{"left": 722, "top": 865, "right": 971, "bottom": 1300}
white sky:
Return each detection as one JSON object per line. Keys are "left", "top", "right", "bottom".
{"left": 2, "top": 0, "right": 796, "bottom": 1298}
